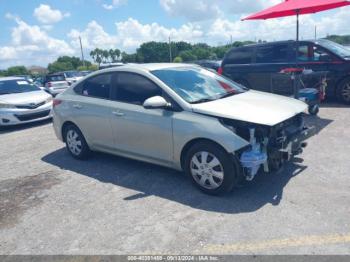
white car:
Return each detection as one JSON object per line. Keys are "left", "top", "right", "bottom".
{"left": 0, "top": 77, "right": 53, "bottom": 126}
{"left": 53, "top": 64, "right": 314, "bottom": 195}
{"left": 43, "top": 73, "right": 70, "bottom": 96}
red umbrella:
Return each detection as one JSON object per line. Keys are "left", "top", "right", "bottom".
{"left": 243, "top": 0, "right": 350, "bottom": 41}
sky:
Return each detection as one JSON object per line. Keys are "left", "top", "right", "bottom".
{"left": 0, "top": 0, "right": 349, "bottom": 69}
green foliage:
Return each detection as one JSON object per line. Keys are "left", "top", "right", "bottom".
{"left": 325, "top": 35, "right": 350, "bottom": 45}
{"left": 6, "top": 66, "right": 28, "bottom": 76}
{"left": 77, "top": 64, "right": 98, "bottom": 71}
{"left": 173, "top": 56, "right": 183, "bottom": 63}
{"left": 48, "top": 61, "right": 74, "bottom": 73}
{"left": 90, "top": 48, "right": 121, "bottom": 65}
{"left": 179, "top": 50, "right": 197, "bottom": 62}
{"left": 47, "top": 56, "right": 91, "bottom": 73}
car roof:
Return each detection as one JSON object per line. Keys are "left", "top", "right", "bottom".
{"left": 101, "top": 63, "right": 198, "bottom": 73}
{"left": 0, "top": 76, "right": 27, "bottom": 81}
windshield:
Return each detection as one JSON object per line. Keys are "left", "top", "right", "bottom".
{"left": 0, "top": 80, "right": 41, "bottom": 95}
{"left": 152, "top": 67, "right": 246, "bottom": 104}
{"left": 318, "top": 40, "right": 350, "bottom": 58}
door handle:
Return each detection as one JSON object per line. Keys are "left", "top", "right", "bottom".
{"left": 112, "top": 111, "right": 125, "bottom": 117}
{"left": 73, "top": 104, "right": 82, "bottom": 109}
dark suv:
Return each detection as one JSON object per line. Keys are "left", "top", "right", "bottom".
{"left": 221, "top": 39, "right": 350, "bottom": 104}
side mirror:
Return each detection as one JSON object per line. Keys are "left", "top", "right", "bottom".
{"left": 143, "top": 96, "right": 171, "bottom": 109}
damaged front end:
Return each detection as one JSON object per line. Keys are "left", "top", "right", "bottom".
{"left": 221, "top": 113, "right": 315, "bottom": 181}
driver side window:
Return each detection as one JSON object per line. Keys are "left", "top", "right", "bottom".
{"left": 113, "top": 72, "right": 162, "bottom": 105}
{"left": 312, "top": 45, "right": 333, "bottom": 62}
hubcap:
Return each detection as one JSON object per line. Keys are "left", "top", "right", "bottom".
{"left": 190, "top": 151, "right": 224, "bottom": 190}
{"left": 341, "top": 83, "right": 350, "bottom": 102}
{"left": 66, "top": 129, "right": 82, "bottom": 156}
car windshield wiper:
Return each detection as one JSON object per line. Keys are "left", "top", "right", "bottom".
{"left": 190, "top": 98, "right": 216, "bottom": 104}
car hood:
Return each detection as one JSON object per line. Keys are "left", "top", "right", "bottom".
{"left": 191, "top": 90, "right": 307, "bottom": 126}
{"left": 0, "top": 91, "right": 51, "bottom": 105}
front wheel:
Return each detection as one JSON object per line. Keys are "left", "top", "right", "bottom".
{"left": 308, "top": 104, "right": 319, "bottom": 116}
{"left": 64, "top": 124, "right": 91, "bottom": 160}
{"left": 184, "top": 142, "right": 240, "bottom": 195}
{"left": 336, "top": 78, "right": 350, "bottom": 104}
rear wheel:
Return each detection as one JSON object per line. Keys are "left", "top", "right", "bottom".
{"left": 64, "top": 124, "right": 91, "bottom": 160}
{"left": 336, "top": 78, "right": 350, "bottom": 104}
{"left": 184, "top": 142, "right": 239, "bottom": 195}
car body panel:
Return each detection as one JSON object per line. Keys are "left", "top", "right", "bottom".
{"left": 191, "top": 90, "right": 307, "bottom": 126}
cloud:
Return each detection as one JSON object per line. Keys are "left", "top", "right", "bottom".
{"left": 0, "top": 17, "right": 74, "bottom": 68}
{"left": 102, "top": 0, "right": 127, "bottom": 10}
{"left": 33, "top": 4, "right": 70, "bottom": 24}
{"left": 159, "top": 0, "right": 280, "bottom": 21}
{"left": 68, "top": 18, "right": 204, "bottom": 52}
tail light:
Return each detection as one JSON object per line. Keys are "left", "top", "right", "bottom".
{"left": 218, "top": 67, "right": 223, "bottom": 75}
{"left": 53, "top": 99, "right": 62, "bottom": 107}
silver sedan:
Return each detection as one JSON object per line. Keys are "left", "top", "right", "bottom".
{"left": 53, "top": 64, "right": 312, "bottom": 195}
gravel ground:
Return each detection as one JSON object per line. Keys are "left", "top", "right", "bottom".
{"left": 0, "top": 104, "right": 349, "bottom": 255}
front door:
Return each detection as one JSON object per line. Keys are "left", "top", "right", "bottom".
{"left": 109, "top": 72, "right": 173, "bottom": 164}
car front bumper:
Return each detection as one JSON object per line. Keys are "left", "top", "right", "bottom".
{"left": 0, "top": 102, "right": 53, "bottom": 126}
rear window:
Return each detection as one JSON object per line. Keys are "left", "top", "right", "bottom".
{"left": 224, "top": 47, "right": 253, "bottom": 64}
{"left": 47, "top": 75, "right": 65, "bottom": 82}
{"left": 0, "top": 80, "right": 41, "bottom": 95}
{"left": 256, "top": 44, "right": 289, "bottom": 63}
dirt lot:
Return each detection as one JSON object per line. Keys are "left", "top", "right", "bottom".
{"left": 0, "top": 104, "right": 349, "bottom": 255}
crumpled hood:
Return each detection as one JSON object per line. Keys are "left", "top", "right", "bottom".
{"left": 191, "top": 90, "right": 307, "bottom": 126}
{"left": 0, "top": 91, "right": 51, "bottom": 105}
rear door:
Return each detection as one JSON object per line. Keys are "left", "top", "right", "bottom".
{"left": 251, "top": 43, "right": 292, "bottom": 92}
{"left": 109, "top": 72, "right": 174, "bottom": 164}
{"left": 70, "top": 73, "right": 115, "bottom": 150}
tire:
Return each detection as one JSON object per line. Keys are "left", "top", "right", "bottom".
{"left": 336, "top": 78, "right": 350, "bottom": 104}
{"left": 64, "top": 124, "right": 91, "bottom": 160}
{"left": 184, "top": 141, "right": 240, "bottom": 195}
{"left": 308, "top": 104, "right": 319, "bottom": 116}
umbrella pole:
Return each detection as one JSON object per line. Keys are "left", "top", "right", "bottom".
{"left": 294, "top": 11, "right": 300, "bottom": 98}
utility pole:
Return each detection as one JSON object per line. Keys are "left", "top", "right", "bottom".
{"left": 230, "top": 35, "right": 233, "bottom": 45}
{"left": 79, "top": 36, "right": 85, "bottom": 68}
{"left": 314, "top": 25, "right": 317, "bottom": 40}
{"left": 169, "top": 36, "right": 172, "bottom": 62}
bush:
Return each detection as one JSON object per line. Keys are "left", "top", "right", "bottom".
{"left": 173, "top": 57, "right": 183, "bottom": 63}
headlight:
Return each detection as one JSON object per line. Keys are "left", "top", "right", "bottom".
{"left": 0, "top": 103, "right": 16, "bottom": 109}
{"left": 46, "top": 96, "right": 53, "bottom": 103}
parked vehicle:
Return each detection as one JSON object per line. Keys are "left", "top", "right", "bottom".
{"left": 53, "top": 64, "right": 314, "bottom": 195}
{"left": 61, "top": 71, "right": 84, "bottom": 85}
{"left": 0, "top": 77, "right": 53, "bottom": 126}
{"left": 43, "top": 73, "right": 70, "bottom": 96}
{"left": 80, "top": 71, "right": 93, "bottom": 76}
{"left": 193, "top": 60, "right": 221, "bottom": 72}
{"left": 220, "top": 39, "right": 350, "bottom": 104}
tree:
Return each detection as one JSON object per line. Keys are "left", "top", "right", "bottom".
{"left": 48, "top": 61, "right": 74, "bottom": 73}
{"left": 179, "top": 50, "right": 197, "bottom": 62}
{"left": 77, "top": 64, "right": 98, "bottom": 71}
{"left": 90, "top": 48, "right": 103, "bottom": 66}
{"left": 173, "top": 56, "right": 183, "bottom": 63}
{"left": 6, "top": 66, "right": 28, "bottom": 76}
{"left": 109, "top": 49, "right": 121, "bottom": 62}
{"left": 137, "top": 42, "right": 170, "bottom": 63}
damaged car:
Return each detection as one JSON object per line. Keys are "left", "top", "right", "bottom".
{"left": 52, "top": 64, "right": 315, "bottom": 195}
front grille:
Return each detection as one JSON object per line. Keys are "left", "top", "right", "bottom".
{"left": 16, "top": 101, "right": 46, "bottom": 109}
{"left": 15, "top": 110, "right": 51, "bottom": 121}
